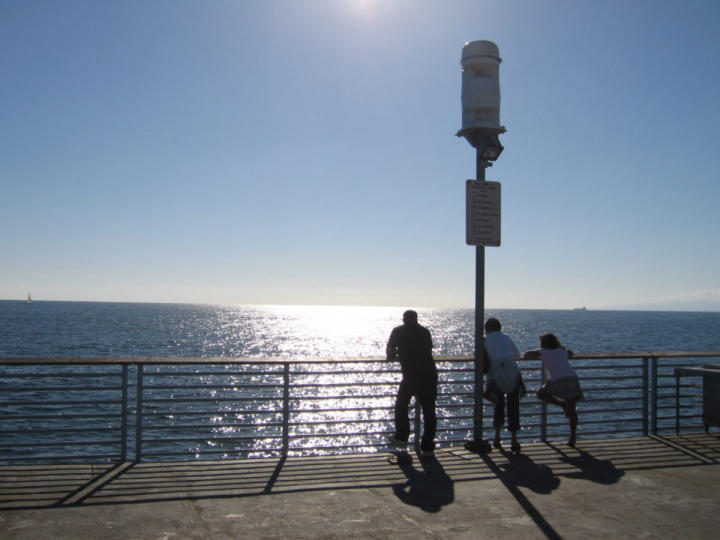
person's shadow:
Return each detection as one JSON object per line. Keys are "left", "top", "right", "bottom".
{"left": 498, "top": 451, "right": 560, "bottom": 494}
{"left": 559, "top": 449, "right": 625, "bottom": 484}
{"left": 391, "top": 454, "right": 454, "bottom": 513}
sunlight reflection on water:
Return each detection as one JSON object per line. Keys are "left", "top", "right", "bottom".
{"left": 230, "top": 304, "right": 401, "bottom": 357}
{"left": 190, "top": 304, "right": 475, "bottom": 358}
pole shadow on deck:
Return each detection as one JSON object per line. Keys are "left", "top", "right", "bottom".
{"left": 479, "top": 450, "right": 562, "bottom": 540}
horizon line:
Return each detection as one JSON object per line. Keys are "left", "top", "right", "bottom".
{"left": 2, "top": 298, "right": 719, "bottom": 313}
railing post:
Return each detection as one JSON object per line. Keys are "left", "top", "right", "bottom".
{"left": 539, "top": 367, "right": 548, "bottom": 442}
{"left": 650, "top": 357, "right": 658, "bottom": 435}
{"left": 642, "top": 357, "right": 649, "bottom": 436}
{"left": 135, "top": 363, "right": 144, "bottom": 462}
{"left": 675, "top": 371, "right": 681, "bottom": 435}
{"left": 282, "top": 362, "right": 290, "bottom": 457}
{"left": 414, "top": 400, "right": 421, "bottom": 448}
{"left": 121, "top": 364, "right": 128, "bottom": 462}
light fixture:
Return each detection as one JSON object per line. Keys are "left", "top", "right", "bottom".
{"left": 458, "top": 130, "right": 504, "bottom": 160}
{"left": 457, "top": 40, "right": 505, "bottom": 161}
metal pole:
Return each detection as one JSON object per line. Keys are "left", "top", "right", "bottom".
{"left": 470, "top": 151, "right": 489, "bottom": 451}
{"left": 282, "top": 362, "right": 290, "bottom": 457}
{"left": 121, "top": 364, "right": 128, "bottom": 462}
{"left": 540, "top": 369, "right": 548, "bottom": 442}
{"left": 675, "top": 372, "right": 680, "bottom": 435}
{"left": 474, "top": 262, "right": 485, "bottom": 441}
{"left": 135, "top": 364, "right": 144, "bottom": 462}
{"left": 650, "top": 357, "right": 658, "bottom": 435}
{"left": 414, "top": 401, "right": 422, "bottom": 447}
{"left": 642, "top": 357, "right": 649, "bottom": 436}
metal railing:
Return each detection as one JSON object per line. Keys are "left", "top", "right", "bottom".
{"left": 1, "top": 352, "right": 718, "bottom": 464}
{"left": 0, "top": 360, "right": 128, "bottom": 463}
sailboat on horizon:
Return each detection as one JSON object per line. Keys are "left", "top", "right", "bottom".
{"left": 26, "top": 293, "right": 32, "bottom": 304}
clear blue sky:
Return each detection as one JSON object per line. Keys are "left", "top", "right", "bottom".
{"left": 2, "top": 0, "right": 719, "bottom": 310}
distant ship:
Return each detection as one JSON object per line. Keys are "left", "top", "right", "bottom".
{"left": 26, "top": 293, "right": 32, "bottom": 304}
{"left": 573, "top": 306, "right": 586, "bottom": 311}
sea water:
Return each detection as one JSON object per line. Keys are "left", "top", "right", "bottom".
{"left": 2, "top": 301, "right": 719, "bottom": 460}
{"left": 2, "top": 301, "right": 720, "bottom": 357}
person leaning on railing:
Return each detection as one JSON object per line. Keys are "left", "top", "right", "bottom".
{"left": 523, "top": 333, "right": 585, "bottom": 447}
{"left": 386, "top": 310, "right": 438, "bottom": 456}
{"left": 483, "top": 317, "right": 526, "bottom": 453}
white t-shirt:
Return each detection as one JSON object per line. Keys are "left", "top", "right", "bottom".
{"left": 540, "top": 348, "right": 576, "bottom": 381}
{"left": 485, "top": 331, "right": 521, "bottom": 393}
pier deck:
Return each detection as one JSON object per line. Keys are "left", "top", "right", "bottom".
{"left": 2, "top": 433, "right": 719, "bottom": 539}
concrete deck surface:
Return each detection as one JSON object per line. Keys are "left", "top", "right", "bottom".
{"left": 1, "top": 433, "right": 719, "bottom": 539}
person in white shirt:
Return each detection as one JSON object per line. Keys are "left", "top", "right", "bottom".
{"left": 484, "top": 317, "right": 525, "bottom": 453}
{"left": 523, "top": 333, "right": 584, "bottom": 447}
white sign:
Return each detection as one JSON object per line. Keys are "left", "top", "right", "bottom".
{"left": 466, "top": 180, "right": 501, "bottom": 246}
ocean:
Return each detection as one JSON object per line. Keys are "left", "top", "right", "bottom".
{"left": 2, "top": 301, "right": 720, "bottom": 358}
{"left": 2, "top": 301, "right": 719, "bottom": 461}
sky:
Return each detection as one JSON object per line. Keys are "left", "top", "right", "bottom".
{"left": 1, "top": 0, "right": 719, "bottom": 310}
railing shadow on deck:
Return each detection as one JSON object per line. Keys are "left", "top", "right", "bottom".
{"left": 1, "top": 433, "right": 717, "bottom": 512}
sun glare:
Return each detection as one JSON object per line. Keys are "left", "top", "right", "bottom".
{"left": 256, "top": 304, "right": 398, "bottom": 357}
{"left": 348, "top": 0, "right": 378, "bottom": 15}
{"left": 353, "top": 0, "right": 375, "bottom": 9}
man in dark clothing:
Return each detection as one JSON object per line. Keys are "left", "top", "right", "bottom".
{"left": 386, "top": 310, "right": 438, "bottom": 456}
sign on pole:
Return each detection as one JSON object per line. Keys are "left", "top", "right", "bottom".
{"left": 466, "top": 180, "right": 501, "bottom": 246}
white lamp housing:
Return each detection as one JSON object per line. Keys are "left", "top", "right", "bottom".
{"left": 459, "top": 40, "right": 506, "bottom": 135}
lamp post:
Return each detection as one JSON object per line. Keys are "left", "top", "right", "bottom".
{"left": 457, "top": 40, "right": 506, "bottom": 453}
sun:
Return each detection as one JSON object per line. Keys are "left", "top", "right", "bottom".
{"left": 349, "top": 0, "right": 377, "bottom": 13}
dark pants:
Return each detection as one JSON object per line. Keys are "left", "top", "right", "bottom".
{"left": 394, "top": 376, "right": 437, "bottom": 452}
{"left": 493, "top": 389, "right": 520, "bottom": 432}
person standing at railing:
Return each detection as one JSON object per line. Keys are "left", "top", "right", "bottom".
{"left": 523, "top": 333, "right": 584, "bottom": 447}
{"left": 386, "top": 309, "right": 438, "bottom": 457}
{"left": 483, "top": 317, "right": 525, "bottom": 453}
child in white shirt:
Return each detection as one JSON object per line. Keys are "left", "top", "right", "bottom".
{"left": 523, "top": 333, "right": 584, "bottom": 447}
